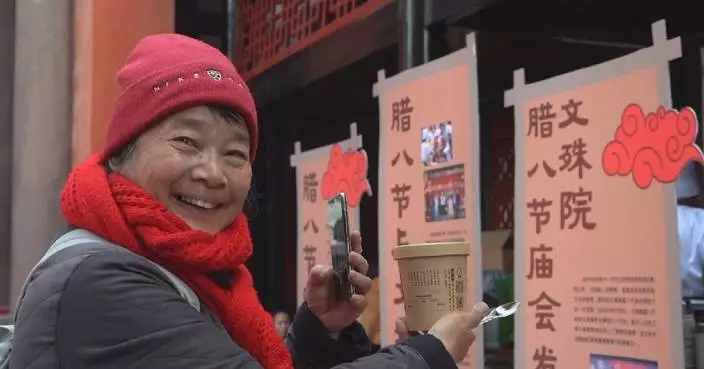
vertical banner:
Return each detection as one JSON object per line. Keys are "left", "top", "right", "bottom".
{"left": 374, "top": 34, "right": 483, "bottom": 368}
{"left": 505, "top": 21, "right": 686, "bottom": 369}
{"left": 290, "top": 123, "right": 371, "bottom": 305}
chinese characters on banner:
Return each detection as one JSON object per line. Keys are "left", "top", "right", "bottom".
{"left": 504, "top": 21, "right": 684, "bottom": 369}
{"left": 373, "top": 34, "right": 483, "bottom": 369}
{"left": 290, "top": 123, "right": 366, "bottom": 305}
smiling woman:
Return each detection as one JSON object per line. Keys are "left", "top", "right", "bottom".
{"left": 107, "top": 105, "right": 252, "bottom": 234}
{"left": 6, "top": 33, "right": 482, "bottom": 369}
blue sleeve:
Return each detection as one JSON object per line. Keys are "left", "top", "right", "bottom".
{"left": 679, "top": 206, "right": 704, "bottom": 297}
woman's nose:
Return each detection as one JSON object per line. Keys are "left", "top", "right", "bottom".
{"left": 191, "top": 150, "right": 227, "bottom": 188}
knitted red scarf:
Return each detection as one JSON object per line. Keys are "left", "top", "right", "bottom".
{"left": 60, "top": 153, "right": 293, "bottom": 369}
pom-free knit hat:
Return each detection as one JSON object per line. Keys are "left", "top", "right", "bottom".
{"left": 102, "top": 33, "right": 258, "bottom": 161}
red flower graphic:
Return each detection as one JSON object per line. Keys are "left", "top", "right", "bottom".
{"left": 602, "top": 104, "right": 704, "bottom": 189}
{"left": 321, "top": 144, "right": 372, "bottom": 208}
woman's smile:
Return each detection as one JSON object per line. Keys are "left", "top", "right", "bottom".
{"left": 174, "top": 194, "right": 221, "bottom": 210}
{"left": 170, "top": 195, "right": 227, "bottom": 226}
{"left": 170, "top": 193, "right": 228, "bottom": 223}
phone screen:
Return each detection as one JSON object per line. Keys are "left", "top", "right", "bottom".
{"left": 328, "top": 193, "right": 350, "bottom": 272}
{"left": 327, "top": 193, "right": 353, "bottom": 300}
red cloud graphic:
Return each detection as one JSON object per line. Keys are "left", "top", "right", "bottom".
{"left": 321, "top": 144, "right": 372, "bottom": 208}
{"left": 602, "top": 104, "right": 704, "bottom": 189}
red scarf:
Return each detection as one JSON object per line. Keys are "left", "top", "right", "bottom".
{"left": 60, "top": 153, "right": 293, "bottom": 369}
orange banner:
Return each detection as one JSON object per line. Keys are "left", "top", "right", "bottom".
{"left": 505, "top": 20, "right": 684, "bottom": 369}
{"left": 291, "top": 124, "right": 365, "bottom": 305}
{"left": 73, "top": 0, "right": 174, "bottom": 166}
{"left": 374, "top": 34, "right": 483, "bottom": 368}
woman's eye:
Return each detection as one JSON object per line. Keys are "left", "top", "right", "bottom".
{"left": 226, "top": 150, "right": 248, "bottom": 159}
{"left": 174, "top": 136, "right": 197, "bottom": 147}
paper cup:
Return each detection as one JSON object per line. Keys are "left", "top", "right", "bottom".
{"left": 392, "top": 242, "right": 470, "bottom": 332}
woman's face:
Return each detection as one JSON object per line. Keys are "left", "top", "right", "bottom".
{"left": 116, "top": 105, "right": 252, "bottom": 234}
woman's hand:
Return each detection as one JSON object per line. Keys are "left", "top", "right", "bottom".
{"left": 394, "top": 302, "right": 490, "bottom": 363}
{"left": 304, "top": 231, "right": 372, "bottom": 333}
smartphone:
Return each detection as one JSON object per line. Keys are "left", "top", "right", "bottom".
{"left": 327, "top": 192, "right": 354, "bottom": 301}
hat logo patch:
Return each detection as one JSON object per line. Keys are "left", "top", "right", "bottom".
{"left": 207, "top": 69, "right": 222, "bottom": 81}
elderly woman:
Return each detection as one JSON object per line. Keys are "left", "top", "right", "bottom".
{"left": 10, "top": 34, "right": 487, "bottom": 369}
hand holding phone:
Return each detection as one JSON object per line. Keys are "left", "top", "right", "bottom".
{"left": 327, "top": 193, "right": 355, "bottom": 302}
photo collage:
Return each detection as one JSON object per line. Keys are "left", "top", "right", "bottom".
{"left": 589, "top": 354, "right": 658, "bottom": 369}
{"left": 420, "top": 121, "right": 466, "bottom": 223}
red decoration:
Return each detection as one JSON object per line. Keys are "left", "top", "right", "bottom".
{"left": 610, "top": 360, "right": 650, "bottom": 369}
{"left": 321, "top": 144, "right": 372, "bottom": 208}
{"left": 234, "top": 0, "right": 392, "bottom": 79}
{"left": 602, "top": 104, "right": 704, "bottom": 189}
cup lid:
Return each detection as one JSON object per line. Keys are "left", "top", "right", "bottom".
{"left": 392, "top": 242, "right": 470, "bottom": 260}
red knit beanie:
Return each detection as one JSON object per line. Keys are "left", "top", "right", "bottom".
{"left": 102, "top": 33, "right": 258, "bottom": 161}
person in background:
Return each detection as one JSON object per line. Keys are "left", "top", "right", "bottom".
{"left": 10, "top": 34, "right": 489, "bottom": 369}
{"left": 421, "top": 136, "right": 433, "bottom": 165}
{"left": 272, "top": 311, "right": 291, "bottom": 339}
{"left": 677, "top": 160, "right": 704, "bottom": 297}
{"left": 433, "top": 128, "right": 446, "bottom": 164}
{"left": 439, "top": 122, "right": 452, "bottom": 162}
{"left": 447, "top": 191, "right": 456, "bottom": 218}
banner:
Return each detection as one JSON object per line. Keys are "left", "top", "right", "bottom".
{"left": 504, "top": 20, "right": 685, "bottom": 369}
{"left": 290, "top": 123, "right": 370, "bottom": 306}
{"left": 373, "top": 34, "right": 483, "bottom": 368}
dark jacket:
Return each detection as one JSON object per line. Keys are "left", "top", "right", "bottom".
{"left": 10, "top": 234, "right": 456, "bottom": 369}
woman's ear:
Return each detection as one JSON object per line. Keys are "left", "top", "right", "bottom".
{"left": 105, "top": 141, "right": 137, "bottom": 173}
{"left": 106, "top": 157, "right": 120, "bottom": 172}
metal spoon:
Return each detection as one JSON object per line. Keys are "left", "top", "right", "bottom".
{"left": 479, "top": 301, "right": 520, "bottom": 325}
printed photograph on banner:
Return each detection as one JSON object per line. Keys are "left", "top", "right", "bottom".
{"left": 424, "top": 164, "right": 466, "bottom": 223}
{"left": 421, "top": 121, "right": 454, "bottom": 166}
{"left": 590, "top": 354, "right": 658, "bottom": 369}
